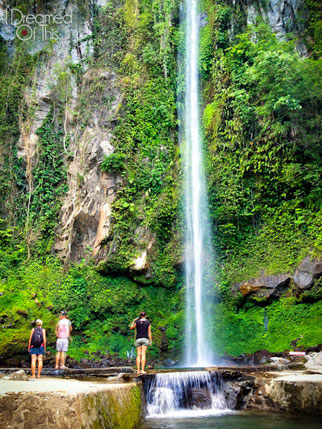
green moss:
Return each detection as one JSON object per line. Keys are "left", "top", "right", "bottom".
{"left": 82, "top": 385, "right": 141, "bottom": 429}
{"left": 0, "top": 287, "right": 57, "bottom": 356}
{"left": 212, "top": 298, "right": 322, "bottom": 356}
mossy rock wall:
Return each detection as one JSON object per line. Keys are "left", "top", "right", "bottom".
{"left": 0, "top": 383, "right": 142, "bottom": 429}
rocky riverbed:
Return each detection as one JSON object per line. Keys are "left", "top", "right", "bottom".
{"left": 1, "top": 365, "right": 321, "bottom": 428}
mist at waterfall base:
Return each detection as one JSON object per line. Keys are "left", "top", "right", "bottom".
{"left": 179, "top": 0, "right": 217, "bottom": 367}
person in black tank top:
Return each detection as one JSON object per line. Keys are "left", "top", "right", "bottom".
{"left": 130, "top": 312, "right": 152, "bottom": 374}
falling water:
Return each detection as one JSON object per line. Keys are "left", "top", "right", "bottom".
{"left": 180, "top": 0, "right": 215, "bottom": 365}
{"left": 144, "top": 371, "right": 229, "bottom": 418}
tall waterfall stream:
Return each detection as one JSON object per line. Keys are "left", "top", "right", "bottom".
{"left": 181, "top": 0, "right": 215, "bottom": 366}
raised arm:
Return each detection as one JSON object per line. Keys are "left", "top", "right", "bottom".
{"left": 130, "top": 318, "right": 139, "bottom": 330}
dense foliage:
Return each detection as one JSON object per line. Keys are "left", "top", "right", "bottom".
{"left": 0, "top": 0, "right": 321, "bottom": 361}
{"left": 201, "top": 0, "right": 321, "bottom": 287}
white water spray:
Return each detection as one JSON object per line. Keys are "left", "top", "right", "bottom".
{"left": 145, "top": 372, "right": 229, "bottom": 418}
{"left": 181, "top": 0, "right": 215, "bottom": 366}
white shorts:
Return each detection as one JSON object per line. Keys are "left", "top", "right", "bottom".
{"left": 56, "top": 338, "right": 69, "bottom": 352}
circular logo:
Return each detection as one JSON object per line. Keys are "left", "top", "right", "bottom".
{"left": 16, "top": 25, "right": 32, "bottom": 41}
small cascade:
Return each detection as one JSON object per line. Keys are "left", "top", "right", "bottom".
{"left": 144, "top": 371, "right": 230, "bottom": 418}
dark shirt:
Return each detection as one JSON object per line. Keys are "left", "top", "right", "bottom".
{"left": 136, "top": 319, "right": 151, "bottom": 340}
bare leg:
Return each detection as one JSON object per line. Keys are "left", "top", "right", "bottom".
{"left": 141, "top": 346, "right": 147, "bottom": 373}
{"left": 55, "top": 352, "right": 61, "bottom": 369}
{"left": 136, "top": 346, "right": 142, "bottom": 374}
{"left": 31, "top": 354, "right": 36, "bottom": 378}
{"left": 60, "top": 351, "right": 66, "bottom": 368}
{"left": 37, "top": 355, "right": 43, "bottom": 378}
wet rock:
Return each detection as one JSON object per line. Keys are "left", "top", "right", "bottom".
{"left": 190, "top": 388, "right": 211, "bottom": 409}
{"left": 233, "top": 273, "right": 291, "bottom": 299}
{"left": 306, "top": 344, "right": 322, "bottom": 354}
{"left": 293, "top": 256, "right": 322, "bottom": 290}
{"left": 235, "top": 353, "right": 255, "bottom": 365}
{"left": 78, "top": 362, "right": 91, "bottom": 369}
{"left": 305, "top": 351, "right": 322, "bottom": 371}
{"left": 163, "top": 359, "right": 178, "bottom": 367}
{"left": 100, "top": 358, "right": 109, "bottom": 367}
{"left": 269, "top": 357, "right": 290, "bottom": 369}
{"left": 3, "top": 370, "right": 29, "bottom": 381}
{"left": 253, "top": 349, "right": 273, "bottom": 365}
{"left": 158, "top": 326, "right": 169, "bottom": 353}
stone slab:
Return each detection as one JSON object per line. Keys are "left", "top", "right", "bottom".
{"left": 0, "top": 378, "right": 142, "bottom": 429}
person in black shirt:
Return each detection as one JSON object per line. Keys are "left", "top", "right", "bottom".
{"left": 130, "top": 311, "right": 152, "bottom": 374}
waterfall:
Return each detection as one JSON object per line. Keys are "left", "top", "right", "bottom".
{"left": 180, "top": 0, "right": 215, "bottom": 365}
{"left": 144, "top": 371, "right": 229, "bottom": 418}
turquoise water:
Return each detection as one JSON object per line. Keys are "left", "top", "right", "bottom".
{"left": 141, "top": 411, "right": 321, "bottom": 429}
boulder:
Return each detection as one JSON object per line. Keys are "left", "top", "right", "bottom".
{"left": 3, "top": 370, "right": 29, "bottom": 381}
{"left": 131, "top": 251, "right": 149, "bottom": 273}
{"left": 306, "top": 344, "right": 322, "bottom": 353}
{"left": 16, "top": 309, "right": 28, "bottom": 317}
{"left": 158, "top": 326, "right": 169, "bottom": 353}
{"left": 233, "top": 273, "right": 291, "bottom": 299}
{"left": 293, "top": 256, "right": 322, "bottom": 290}
{"left": 305, "top": 351, "right": 322, "bottom": 372}
{"left": 253, "top": 349, "right": 272, "bottom": 365}
{"left": 190, "top": 388, "right": 211, "bottom": 409}
{"left": 270, "top": 357, "right": 290, "bottom": 366}
{"left": 163, "top": 359, "right": 178, "bottom": 367}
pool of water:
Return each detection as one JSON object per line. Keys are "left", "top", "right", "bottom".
{"left": 140, "top": 411, "right": 321, "bottom": 429}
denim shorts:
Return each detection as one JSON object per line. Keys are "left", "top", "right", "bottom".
{"left": 29, "top": 346, "right": 44, "bottom": 355}
{"left": 135, "top": 338, "right": 149, "bottom": 347}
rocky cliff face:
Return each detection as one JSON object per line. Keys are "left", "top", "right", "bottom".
{"left": 247, "top": 0, "right": 307, "bottom": 54}
{"left": 0, "top": 0, "right": 315, "bottom": 274}
{"left": 1, "top": 1, "right": 123, "bottom": 261}
{"left": 0, "top": 0, "right": 180, "bottom": 280}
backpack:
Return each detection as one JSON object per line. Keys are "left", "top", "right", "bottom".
{"left": 31, "top": 327, "right": 43, "bottom": 347}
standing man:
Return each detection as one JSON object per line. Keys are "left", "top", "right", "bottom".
{"left": 130, "top": 312, "right": 152, "bottom": 374}
{"left": 55, "top": 311, "right": 72, "bottom": 369}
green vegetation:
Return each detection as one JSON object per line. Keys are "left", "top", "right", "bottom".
{"left": 0, "top": 254, "right": 184, "bottom": 361}
{"left": 212, "top": 298, "right": 322, "bottom": 356}
{"left": 0, "top": 0, "right": 321, "bottom": 361}
{"left": 201, "top": 2, "right": 321, "bottom": 289}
